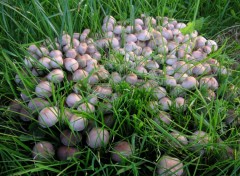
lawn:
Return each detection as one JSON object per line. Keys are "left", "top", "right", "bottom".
{"left": 0, "top": 0, "right": 240, "bottom": 175}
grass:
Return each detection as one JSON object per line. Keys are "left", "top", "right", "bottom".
{"left": 0, "top": 0, "right": 240, "bottom": 175}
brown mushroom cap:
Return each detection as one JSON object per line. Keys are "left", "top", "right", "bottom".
{"left": 38, "top": 106, "right": 59, "bottom": 128}
{"left": 32, "top": 141, "right": 55, "bottom": 160}
{"left": 57, "top": 146, "right": 79, "bottom": 161}
{"left": 86, "top": 127, "right": 110, "bottom": 149}
{"left": 60, "top": 129, "right": 82, "bottom": 146}
{"left": 111, "top": 141, "right": 132, "bottom": 162}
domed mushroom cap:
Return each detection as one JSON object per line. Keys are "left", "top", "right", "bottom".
{"left": 199, "top": 77, "right": 218, "bottom": 90}
{"left": 206, "top": 40, "right": 218, "bottom": 51}
{"left": 159, "top": 97, "right": 172, "bottom": 111}
{"left": 166, "top": 66, "right": 175, "bottom": 76}
{"left": 94, "top": 85, "right": 113, "bottom": 98}
{"left": 135, "top": 65, "right": 148, "bottom": 74}
{"left": 181, "top": 76, "right": 198, "bottom": 90}
{"left": 174, "top": 73, "right": 188, "bottom": 84}
{"left": 113, "top": 25, "right": 124, "bottom": 35}
{"left": 38, "top": 57, "right": 52, "bottom": 70}
{"left": 87, "top": 44, "right": 97, "bottom": 54}
{"left": 146, "top": 60, "right": 159, "bottom": 70}
{"left": 57, "top": 146, "right": 79, "bottom": 161}
{"left": 66, "top": 49, "right": 77, "bottom": 59}
{"left": 125, "top": 73, "right": 138, "bottom": 85}
{"left": 36, "top": 47, "right": 49, "bottom": 57}
{"left": 38, "top": 106, "right": 59, "bottom": 128}
{"left": 135, "top": 18, "right": 144, "bottom": 26}
{"left": 77, "top": 103, "right": 95, "bottom": 113}
{"left": 162, "top": 29, "right": 173, "bottom": 40}
{"left": 72, "top": 69, "right": 89, "bottom": 82}
{"left": 102, "top": 23, "right": 114, "bottom": 32}
{"left": 165, "top": 75, "right": 177, "bottom": 87}
{"left": 28, "top": 98, "right": 50, "bottom": 112}
{"left": 88, "top": 74, "right": 99, "bottom": 85}
{"left": 195, "top": 36, "right": 207, "bottom": 49}
{"left": 125, "top": 34, "right": 137, "bottom": 43}
{"left": 66, "top": 93, "right": 82, "bottom": 108}
{"left": 153, "top": 87, "right": 167, "bottom": 100}
{"left": 47, "top": 69, "right": 64, "bottom": 83}
{"left": 35, "top": 81, "right": 53, "bottom": 98}
{"left": 77, "top": 43, "right": 88, "bottom": 54}
{"left": 170, "top": 131, "right": 188, "bottom": 147}
{"left": 87, "top": 94, "right": 99, "bottom": 105}
{"left": 60, "top": 129, "right": 82, "bottom": 146}
{"left": 96, "top": 67, "right": 110, "bottom": 81}
{"left": 111, "top": 72, "right": 122, "bottom": 83}
{"left": 86, "top": 127, "right": 110, "bottom": 149}
{"left": 64, "top": 58, "right": 79, "bottom": 72}
{"left": 192, "top": 64, "right": 206, "bottom": 76}
{"left": 125, "top": 42, "right": 137, "bottom": 52}
{"left": 137, "top": 30, "right": 151, "bottom": 41}
{"left": 157, "top": 45, "right": 169, "bottom": 54}
{"left": 175, "top": 22, "right": 186, "bottom": 29}
{"left": 103, "top": 15, "right": 116, "bottom": 24}
{"left": 175, "top": 97, "right": 186, "bottom": 110}
{"left": 32, "top": 141, "right": 55, "bottom": 160}
{"left": 69, "top": 115, "right": 88, "bottom": 131}
{"left": 111, "top": 37, "right": 120, "bottom": 48}
{"left": 154, "top": 111, "right": 172, "bottom": 125}
{"left": 27, "top": 44, "right": 38, "bottom": 53}
{"left": 157, "top": 155, "right": 184, "bottom": 176}
{"left": 49, "top": 50, "right": 62, "bottom": 58}
{"left": 111, "top": 141, "right": 132, "bottom": 162}
{"left": 50, "top": 56, "right": 63, "bottom": 68}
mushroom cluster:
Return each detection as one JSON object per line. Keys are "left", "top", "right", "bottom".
{"left": 9, "top": 14, "right": 229, "bottom": 173}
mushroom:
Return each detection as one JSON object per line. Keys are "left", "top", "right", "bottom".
{"left": 113, "top": 25, "right": 124, "bottom": 35}
{"left": 181, "top": 76, "right": 198, "bottom": 90}
{"left": 125, "top": 73, "right": 138, "bottom": 85}
{"left": 126, "top": 34, "right": 137, "bottom": 43}
{"left": 64, "top": 58, "right": 79, "bottom": 72}
{"left": 66, "top": 49, "right": 77, "bottom": 59}
{"left": 36, "top": 47, "right": 49, "bottom": 57}
{"left": 111, "top": 72, "right": 122, "bottom": 83}
{"left": 111, "top": 141, "right": 132, "bottom": 162}
{"left": 35, "top": 81, "right": 53, "bottom": 98}
{"left": 87, "top": 94, "right": 99, "bottom": 105}
{"left": 69, "top": 114, "right": 88, "bottom": 131}
{"left": 137, "top": 30, "right": 151, "bottom": 41}
{"left": 27, "top": 44, "right": 38, "bottom": 53}
{"left": 32, "top": 141, "right": 55, "bottom": 160}
{"left": 72, "top": 69, "right": 89, "bottom": 82}
{"left": 38, "top": 106, "right": 59, "bottom": 128}
{"left": 94, "top": 85, "right": 113, "bottom": 99}
{"left": 57, "top": 146, "right": 79, "bottom": 161}
{"left": 159, "top": 97, "right": 172, "bottom": 111}
{"left": 28, "top": 98, "right": 50, "bottom": 112}
{"left": 154, "top": 111, "right": 172, "bottom": 125}
{"left": 189, "top": 130, "right": 211, "bottom": 152}
{"left": 46, "top": 69, "right": 64, "bottom": 83}
{"left": 170, "top": 131, "right": 188, "bottom": 148}
{"left": 88, "top": 74, "right": 99, "bottom": 85}
{"left": 86, "top": 127, "right": 110, "bottom": 149}
{"left": 50, "top": 56, "right": 64, "bottom": 68}
{"left": 157, "top": 155, "right": 184, "bottom": 176}
{"left": 102, "top": 23, "right": 114, "bottom": 32}
{"left": 60, "top": 129, "right": 82, "bottom": 146}
{"left": 77, "top": 43, "right": 88, "bottom": 54}
{"left": 199, "top": 77, "right": 218, "bottom": 90}
{"left": 175, "top": 97, "right": 186, "bottom": 110}
{"left": 174, "top": 73, "right": 188, "bottom": 84}
{"left": 38, "top": 57, "right": 52, "bottom": 70}
{"left": 19, "top": 108, "right": 32, "bottom": 121}
{"left": 77, "top": 103, "right": 95, "bottom": 113}
{"left": 145, "top": 60, "right": 159, "bottom": 70}
{"left": 66, "top": 93, "right": 82, "bottom": 108}
{"left": 165, "top": 75, "right": 177, "bottom": 87}
{"left": 192, "top": 64, "right": 206, "bottom": 76}
{"left": 153, "top": 87, "right": 167, "bottom": 100}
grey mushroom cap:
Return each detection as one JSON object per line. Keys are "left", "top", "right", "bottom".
{"left": 28, "top": 98, "right": 50, "bottom": 112}
{"left": 47, "top": 69, "right": 64, "bottom": 83}
{"left": 69, "top": 115, "right": 88, "bottom": 131}
{"left": 181, "top": 76, "right": 199, "bottom": 90}
{"left": 157, "top": 155, "right": 184, "bottom": 176}
{"left": 64, "top": 58, "right": 79, "bottom": 72}
{"left": 66, "top": 93, "right": 82, "bottom": 108}
{"left": 170, "top": 131, "right": 188, "bottom": 148}
{"left": 137, "top": 30, "right": 151, "bottom": 41}
{"left": 94, "top": 85, "right": 113, "bottom": 98}
{"left": 153, "top": 87, "right": 167, "bottom": 100}
{"left": 159, "top": 97, "right": 172, "bottom": 111}
{"left": 57, "top": 146, "right": 79, "bottom": 161}
{"left": 72, "top": 69, "right": 89, "bottom": 82}
{"left": 154, "top": 111, "right": 172, "bottom": 125}
{"left": 38, "top": 106, "right": 59, "bottom": 128}
{"left": 32, "top": 141, "right": 55, "bottom": 160}
{"left": 77, "top": 103, "right": 95, "bottom": 113}
{"left": 35, "top": 81, "right": 53, "bottom": 98}
{"left": 50, "top": 56, "right": 64, "bottom": 68}
{"left": 86, "top": 127, "right": 110, "bottom": 149}
{"left": 60, "top": 129, "right": 82, "bottom": 146}
{"left": 111, "top": 141, "right": 132, "bottom": 162}
{"left": 125, "top": 73, "right": 138, "bottom": 85}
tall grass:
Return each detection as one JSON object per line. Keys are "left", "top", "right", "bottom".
{"left": 0, "top": 0, "right": 240, "bottom": 175}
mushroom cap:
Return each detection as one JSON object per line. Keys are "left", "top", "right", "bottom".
{"left": 49, "top": 50, "right": 63, "bottom": 58}
{"left": 57, "top": 146, "right": 79, "bottom": 161}
{"left": 66, "top": 49, "right": 77, "bottom": 58}
{"left": 38, "top": 106, "right": 59, "bottom": 128}
{"left": 125, "top": 73, "right": 138, "bottom": 85}
{"left": 153, "top": 87, "right": 167, "bottom": 100}
{"left": 64, "top": 58, "right": 79, "bottom": 72}
{"left": 113, "top": 25, "right": 124, "bottom": 35}
{"left": 87, "top": 94, "right": 99, "bottom": 105}
{"left": 102, "top": 23, "right": 114, "bottom": 32}
{"left": 77, "top": 103, "right": 95, "bottom": 113}
{"left": 47, "top": 69, "right": 64, "bottom": 83}
{"left": 77, "top": 43, "right": 88, "bottom": 54}
{"left": 94, "top": 85, "right": 113, "bottom": 98}
{"left": 28, "top": 98, "right": 50, "bottom": 112}
{"left": 72, "top": 69, "right": 89, "bottom": 82}
{"left": 19, "top": 108, "right": 32, "bottom": 121}
{"left": 189, "top": 130, "right": 211, "bottom": 151}
{"left": 111, "top": 72, "right": 122, "bottom": 83}
{"left": 165, "top": 75, "right": 177, "bottom": 86}
{"left": 60, "top": 129, "right": 82, "bottom": 146}
{"left": 137, "top": 30, "right": 151, "bottom": 41}
{"left": 69, "top": 115, "right": 88, "bottom": 131}
{"left": 159, "top": 97, "right": 172, "bottom": 111}
{"left": 126, "top": 34, "right": 137, "bottom": 43}
{"left": 181, "top": 76, "right": 198, "bottom": 90}
{"left": 103, "top": 15, "right": 116, "bottom": 24}
{"left": 66, "top": 93, "right": 82, "bottom": 108}
{"left": 38, "top": 57, "right": 52, "bottom": 70}
{"left": 157, "top": 155, "right": 184, "bottom": 176}
{"left": 32, "top": 141, "right": 55, "bottom": 160}
{"left": 86, "top": 127, "right": 110, "bottom": 149}
{"left": 111, "top": 141, "right": 132, "bottom": 162}
{"left": 35, "top": 81, "right": 53, "bottom": 98}
{"left": 154, "top": 111, "right": 172, "bottom": 125}
{"left": 50, "top": 56, "right": 63, "bottom": 68}
{"left": 170, "top": 131, "right": 188, "bottom": 147}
